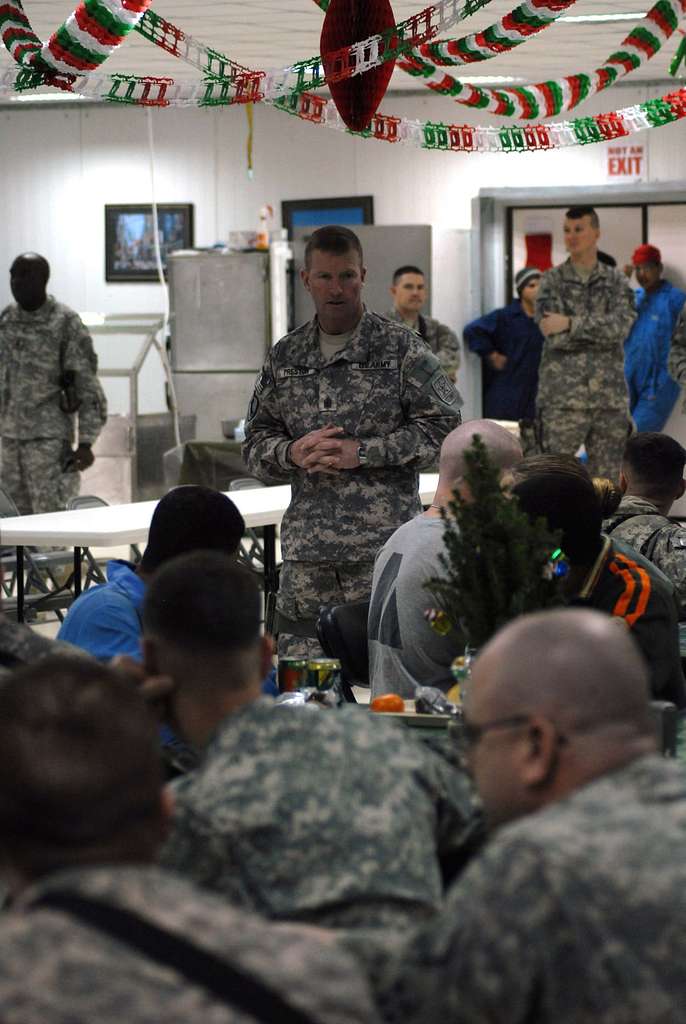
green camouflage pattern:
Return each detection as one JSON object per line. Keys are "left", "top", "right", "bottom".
{"left": 668, "top": 307, "right": 686, "bottom": 396}
{"left": 604, "top": 493, "right": 686, "bottom": 617}
{"left": 242, "top": 310, "right": 462, "bottom": 564}
{"left": 0, "top": 618, "right": 85, "bottom": 674}
{"left": 277, "top": 558, "right": 374, "bottom": 659}
{"left": 534, "top": 260, "right": 636, "bottom": 413}
{"left": 0, "top": 296, "right": 107, "bottom": 443}
{"left": 160, "top": 699, "right": 480, "bottom": 929}
{"left": 533, "top": 260, "right": 635, "bottom": 479}
{"left": 372, "top": 756, "right": 686, "bottom": 1024}
{"left": 2, "top": 436, "right": 80, "bottom": 515}
{"left": 0, "top": 864, "right": 379, "bottom": 1024}
{"left": 386, "top": 308, "right": 461, "bottom": 378}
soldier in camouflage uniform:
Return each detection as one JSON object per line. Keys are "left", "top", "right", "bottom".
{"left": 0, "top": 613, "right": 85, "bottom": 675}
{"left": 668, "top": 306, "right": 686, "bottom": 395}
{"left": 372, "top": 608, "right": 686, "bottom": 1024}
{"left": 0, "top": 656, "right": 379, "bottom": 1024}
{"left": 146, "top": 552, "right": 481, "bottom": 930}
{"left": 0, "top": 253, "right": 107, "bottom": 514}
{"left": 534, "top": 207, "right": 636, "bottom": 481}
{"left": 387, "top": 265, "right": 461, "bottom": 380}
{"left": 243, "top": 227, "right": 462, "bottom": 658}
{"left": 603, "top": 432, "right": 686, "bottom": 618}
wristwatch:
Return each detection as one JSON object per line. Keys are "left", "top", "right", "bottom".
{"left": 357, "top": 442, "right": 368, "bottom": 466}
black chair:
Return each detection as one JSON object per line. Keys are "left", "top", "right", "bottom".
{"left": 316, "top": 599, "right": 370, "bottom": 703}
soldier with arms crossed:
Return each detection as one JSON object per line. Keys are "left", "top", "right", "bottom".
{"left": 535, "top": 207, "right": 636, "bottom": 481}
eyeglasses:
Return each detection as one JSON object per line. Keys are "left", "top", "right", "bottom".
{"left": 459, "top": 714, "right": 531, "bottom": 750}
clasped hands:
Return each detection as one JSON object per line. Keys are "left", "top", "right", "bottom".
{"left": 289, "top": 425, "right": 360, "bottom": 474}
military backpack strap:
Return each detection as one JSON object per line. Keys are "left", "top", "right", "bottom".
{"left": 641, "top": 525, "right": 668, "bottom": 565}
{"left": 33, "top": 891, "right": 322, "bottom": 1024}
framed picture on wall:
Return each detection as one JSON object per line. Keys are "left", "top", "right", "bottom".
{"left": 281, "top": 196, "right": 374, "bottom": 238}
{"left": 105, "top": 203, "right": 194, "bottom": 282}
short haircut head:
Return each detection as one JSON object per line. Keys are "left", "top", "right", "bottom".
{"left": 473, "top": 607, "right": 654, "bottom": 736}
{"left": 439, "top": 419, "right": 522, "bottom": 484}
{"left": 304, "top": 225, "right": 363, "bottom": 269}
{"left": 143, "top": 551, "right": 261, "bottom": 660}
{"left": 622, "top": 432, "right": 686, "bottom": 498}
{"left": 566, "top": 205, "right": 600, "bottom": 230}
{"left": 140, "top": 486, "right": 244, "bottom": 575}
{"left": 392, "top": 265, "right": 424, "bottom": 283}
{"left": 11, "top": 252, "right": 50, "bottom": 283}
{"left": 0, "top": 657, "right": 163, "bottom": 881}
{"left": 511, "top": 454, "right": 602, "bottom": 563}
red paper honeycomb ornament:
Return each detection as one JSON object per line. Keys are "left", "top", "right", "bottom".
{"left": 320, "top": 0, "right": 397, "bottom": 132}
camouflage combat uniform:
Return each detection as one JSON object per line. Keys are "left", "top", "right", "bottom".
{"left": 604, "top": 493, "right": 686, "bottom": 617}
{"left": 0, "top": 863, "right": 379, "bottom": 1024}
{"left": 386, "top": 308, "right": 461, "bottom": 380}
{"left": 160, "top": 700, "right": 480, "bottom": 931}
{"left": 0, "top": 618, "right": 86, "bottom": 675}
{"left": 373, "top": 755, "right": 686, "bottom": 1024}
{"left": 243, "top": 310, "right": 462, "bottom": 658}
{"left": 0, "top": 296, "right": 107, "bottom": 515}
{"left": 535, "top": 261, "right": 636, "bottom": 481}
{"left": 668, "top": 307, "right": 686, "bottom": 400}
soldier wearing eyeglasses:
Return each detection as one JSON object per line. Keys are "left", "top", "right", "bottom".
{"left": 372, "top": 607, "right": 686, "bottom": 1024}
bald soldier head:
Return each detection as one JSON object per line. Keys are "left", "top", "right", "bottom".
{"left": 431, "top": 419, "right": 522, "bottom": 509}
{"left": 463, "top": 608, "right": 656, "bottom": 831}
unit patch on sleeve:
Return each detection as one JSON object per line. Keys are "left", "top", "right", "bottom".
{"left": 432, "top": 372, "right": 458, "bottom": 405}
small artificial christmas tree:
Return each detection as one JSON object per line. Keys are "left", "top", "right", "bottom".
{"left": 425, "top": 434, "right": 563, "bottom": 650}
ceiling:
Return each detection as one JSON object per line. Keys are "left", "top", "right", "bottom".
{"left": 0, "top": 1, "right": 681, "bottom": 98}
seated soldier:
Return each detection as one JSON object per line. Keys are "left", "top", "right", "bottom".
{"left": 604, "top": 432, "right": 686, "bottom": 617}
{"left": 146, "top": 552, "right": 480, "bottom": 930}
{"left": 57, "top": 485, "right": 245, "bottom": 662}
{"left": 0, "top": 657, "right": 377, "bottom": 1024}
{"left": 512, "top": 454, "right": 685, "bottom": 706}
{"left": 373, "top": 608, "right": 686, "bottom": 1024}
{"left": 369, "top": 419, "right": 522, "bottom": 698}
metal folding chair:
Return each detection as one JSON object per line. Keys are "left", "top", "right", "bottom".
{"left": 228, "top": 478, "right": 281, "bottom": 634}
{"left": 0, "top": 486, "right": 76, "bottom": 621}
{"left": 66, "top": 495, "right": 142, "bottom": 571}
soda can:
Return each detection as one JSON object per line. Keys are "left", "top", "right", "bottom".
{"left": 278, "top": 658, "right": 309, "bottom": 693}
{"left": 307, "top": 658, "right": 343, "bottom": 694}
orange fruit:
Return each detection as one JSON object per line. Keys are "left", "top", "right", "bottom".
{"left": 370, "top": 693, "right": 405, "bottom": 713}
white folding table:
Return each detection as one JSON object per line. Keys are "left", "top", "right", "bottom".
{"left": 0, "top": 474, "right": 439, "bottom": 621}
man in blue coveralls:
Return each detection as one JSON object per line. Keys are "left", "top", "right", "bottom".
{"left": 463, "top": 267, "right": 544, "bottom": 453}
{"left": 624, "top": 244, "right": 685, "bottom": 432}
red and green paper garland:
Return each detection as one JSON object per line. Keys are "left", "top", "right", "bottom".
{"left": 404, "top": 0, "right": 686, "bottom": 118}
{"left": 0, "top": 0, "right": 153, "bottom": 74}
{"left": 2, "top": 0, "right": 686, "bottom": 157}
{"left": 415, "top": 0, "right": 578, "bottom": 65}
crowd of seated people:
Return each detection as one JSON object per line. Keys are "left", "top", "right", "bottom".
{"left": 1, "top": 427, "right": 686, "bottom": 1022}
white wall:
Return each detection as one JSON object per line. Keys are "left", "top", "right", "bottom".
{"left": 1, "top": 84, "right": 683, "bottom": 311}
{"left": 0, "top": 85, "right": 683, "bottom": 416}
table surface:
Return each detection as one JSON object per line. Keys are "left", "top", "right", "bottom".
{"left": 0, "top": 474, "right": 440, "bottom": 547}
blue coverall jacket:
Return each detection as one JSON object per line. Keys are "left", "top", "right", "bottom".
{"left": 625, "top": 280, "right": 686, "bottom": 432}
